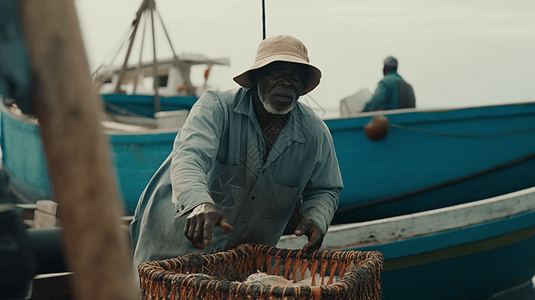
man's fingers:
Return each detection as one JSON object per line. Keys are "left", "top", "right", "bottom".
{"left": 193, "top": 217, "right": 205, "bottom": 246}
{"left": 219, "top": 217, "right": 233, "bottom": 232}
{"left": 296, "top": 219, "right": 324, "bottom": 252}
{"left": 183, "top": 203, "right": 230, "bottom": 250}
{"left": 186, "top": 219, "right": 196, "bottom": 241}
{"left": 301, "top": 241, "right": 314, "bottom": 252}
{"left": 302, "top": 234, "right": 322, "bottom": 252}
{"left": 185, "top": 218, "right": 206, "bottom": 250}
{"left": 203, "top": 221, "right": 216, "bottom": 246}
{"left": 184, "top": 217, "right": 191, "bottom": 236}
{"left": 294, "top": 219, "right": 311, "bottom": 236}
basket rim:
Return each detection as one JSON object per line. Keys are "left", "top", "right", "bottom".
{"left": 138, "top": 243, "right": 384, "bottom": 299}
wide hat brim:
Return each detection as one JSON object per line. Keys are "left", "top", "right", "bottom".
{"left": 233, "top": 36, "right": 322, "bottom": 95}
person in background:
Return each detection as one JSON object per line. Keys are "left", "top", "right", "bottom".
{"left": 362, "top": 56, "right": 416, "bottom": 112}
{"left": 129, "top": 35, "right": 343, "bottom": 268}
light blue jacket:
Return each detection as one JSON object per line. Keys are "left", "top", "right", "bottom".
{"left": 130, "top": 88, "right": 343, "bottom": 267}
{"left": 363, "top": 72, "right": 415, "bottom": 112}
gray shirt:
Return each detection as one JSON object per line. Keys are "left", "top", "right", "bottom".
{"left": 130, "top": 88, "right": 343, "bottom": 266}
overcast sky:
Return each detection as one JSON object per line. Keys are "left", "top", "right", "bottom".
{"left": 75, "top": 0, "right": 535, "bottom": 117}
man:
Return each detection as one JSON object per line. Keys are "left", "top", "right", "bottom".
{"left": 362, "top": 56, "right": 416, "bottom": 112}
{"left": 129, "top": 35, "right": 343, "bottom": 267}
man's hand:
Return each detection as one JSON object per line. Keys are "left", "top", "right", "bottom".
{"left": 184, "top": 203, "right": 233, "bottom": 250}
{"left": 294, "top": 219, "right": 324, "bottom": 252}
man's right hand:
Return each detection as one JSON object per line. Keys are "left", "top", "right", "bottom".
{"left": 184, "top": 203, "right": 233, "bottom": 250}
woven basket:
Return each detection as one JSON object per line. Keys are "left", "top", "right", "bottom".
{"left": 138, "top": 243, "right": 383, "bottom": 300}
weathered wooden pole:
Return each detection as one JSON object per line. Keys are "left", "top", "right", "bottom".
{"left": 19, "top": 1, "right": 139, "bottom": 299}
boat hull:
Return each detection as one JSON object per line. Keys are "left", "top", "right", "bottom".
{"left": 0, "top": 102, "right": 178, "bottom": 214}
{"left": 326, "top": 102, "right": 535, "bottom": 223}
{"left": 101, "top": 94, "right": 197, "bottom": 118}
{"left": 278, "top": 186, "right": 535, "bottom": 299}
{"left": 373, "top": 211, "right": 535, "bottom": 299}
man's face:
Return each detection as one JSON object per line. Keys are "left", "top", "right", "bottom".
{"left": 256, "top": 61, "right": 307, "bottom": 115}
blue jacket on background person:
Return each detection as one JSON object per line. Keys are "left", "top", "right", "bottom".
{"left": 363, "top": 56, "right": 416, "bottom": 112}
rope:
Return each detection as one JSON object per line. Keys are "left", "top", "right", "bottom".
{"left": 156, "top": 9, "right": 179, "bottom": 64}
{"left": 390, "top": 123, "right": 535, "bottom": 137}
{"left": 90, "top": 25, "right": 133, "bottom": 79}
{"left": 156, "top": 9, "right": 196, "bottom": 95}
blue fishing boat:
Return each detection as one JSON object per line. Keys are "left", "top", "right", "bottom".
{"left": 0, "top": 100, "right": 181, "bottom": 214}
{"left": 327, "top": 102, "right": 535, "bottom": 224}
{"left": 278, "top": 185, "right": 535, "bottom": 299}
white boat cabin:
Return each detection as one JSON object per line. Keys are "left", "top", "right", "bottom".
{"left": 97, "top": 53, "right": 230, "bottom": 98}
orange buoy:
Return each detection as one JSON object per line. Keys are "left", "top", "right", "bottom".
{"left": 364, "top": 115, "right": 390, "bottom": 141}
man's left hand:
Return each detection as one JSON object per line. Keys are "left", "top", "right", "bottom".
{"left": 294, "top": 219, "right": 324, "bottom": 252}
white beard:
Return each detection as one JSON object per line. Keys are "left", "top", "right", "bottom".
{"left": 258, "top": 86, "right": 296, "bottom": 115}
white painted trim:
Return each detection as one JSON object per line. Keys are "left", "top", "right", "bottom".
{"left": 277, "top": 186, "right": 535, "bottom": 250}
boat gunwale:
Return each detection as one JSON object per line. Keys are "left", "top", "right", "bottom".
{"left": 278, "top": 186, "right": 535, "bottom": 251}
{"left": 326, "top": 101, "right": 535, "bottom": 131}
{"left": 329, "top": 99, "right": 535, "bottom": 120}
{"left": 0, "top": 99, "right": 184, "bottom": 138}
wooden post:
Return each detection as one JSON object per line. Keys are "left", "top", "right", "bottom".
{"left": 19, "top": 1, "right": 139, "bottom": 300}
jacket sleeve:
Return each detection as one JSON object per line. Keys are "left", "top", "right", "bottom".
{"left": 300, "top": 128, "right": 343, "bottom": 234}
{"left": 362, "top": 80, "right": 388, "bottom": 112}
{"left": 170, "top": 90, "right": 225, "bottom": 218}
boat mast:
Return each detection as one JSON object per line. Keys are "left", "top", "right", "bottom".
{"left": 149, "top": 0, "right": 160, "bottom": 113}
{"left": 114, "top": 0, "right": 196, "bottom": 114}
{"left": 112, "top": 0, "right": 161, "bottom": 114}
{"left": 113, "top": 0, "right": 149, "bottom": 94}
{"left": 132, "top": 9, "right": 147, "bottom": 94}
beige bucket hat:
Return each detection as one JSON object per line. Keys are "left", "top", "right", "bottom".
{"left": 233, "top": 35, "right": 322, "bottom": 95}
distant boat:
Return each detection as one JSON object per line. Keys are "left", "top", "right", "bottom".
{"left": 278, "top": 185, "right": 535, "bottom": 299}
{"left": 92, "top": 0, "right": 230, "bottom": 128}
{"left": 0, "top": 48, "right": 229, "bottom": 215}
{"left": 95, "top": 54, "right": 229, "bottom": 130}
{"left": 97, "top": 54, "right": 229, "bottom": 123}
{"left": 0, "top": 0, "right": 227, "bottom": 212}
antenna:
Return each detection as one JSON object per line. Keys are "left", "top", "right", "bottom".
{"left": 262, "top": 0, "right": 266, "bottom": 39}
